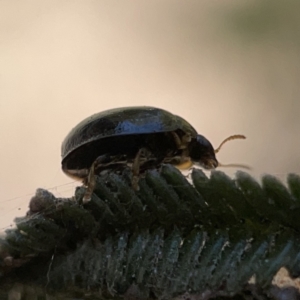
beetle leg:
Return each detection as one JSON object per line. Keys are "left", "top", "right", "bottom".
{"left": 82, "top": 154, "right": 111, "bottom": 203}
{"left": 170, "top": 131, "right": 192, "bottom": 167}
{"left": 132, "top": 148, "right": 149, "bottom": 190}
{"left": 83, "top": 161, "right": 96, "bottom": 203}
{"left": 171, "top": 131, "right": 192, "bottom": 150}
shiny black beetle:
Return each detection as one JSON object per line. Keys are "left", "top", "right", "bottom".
{"left": 61, "top": 106, "right": 245, "bottom": 200}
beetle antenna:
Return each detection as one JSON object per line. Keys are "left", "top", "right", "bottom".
{"left": 218, "top": 162, "right": 251, "bottom": 170}
{"left": 214, "top": 134, "right": 246, "bottom": 154}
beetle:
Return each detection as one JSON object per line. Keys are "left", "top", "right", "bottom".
{"left": 61, "top": 106, "right": 245, "bottom": 201}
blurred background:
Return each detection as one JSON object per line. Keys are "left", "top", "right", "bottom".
{"left": 1, "top": 0, "right": 300, "bottom": 229}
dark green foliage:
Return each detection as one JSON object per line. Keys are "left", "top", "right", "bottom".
{"left": 1, "top": 166, "right": 300, "bottom": 299}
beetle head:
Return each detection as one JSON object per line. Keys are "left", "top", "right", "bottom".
{"left": 189, "top": 134, "right": 218, "bottom": 169}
